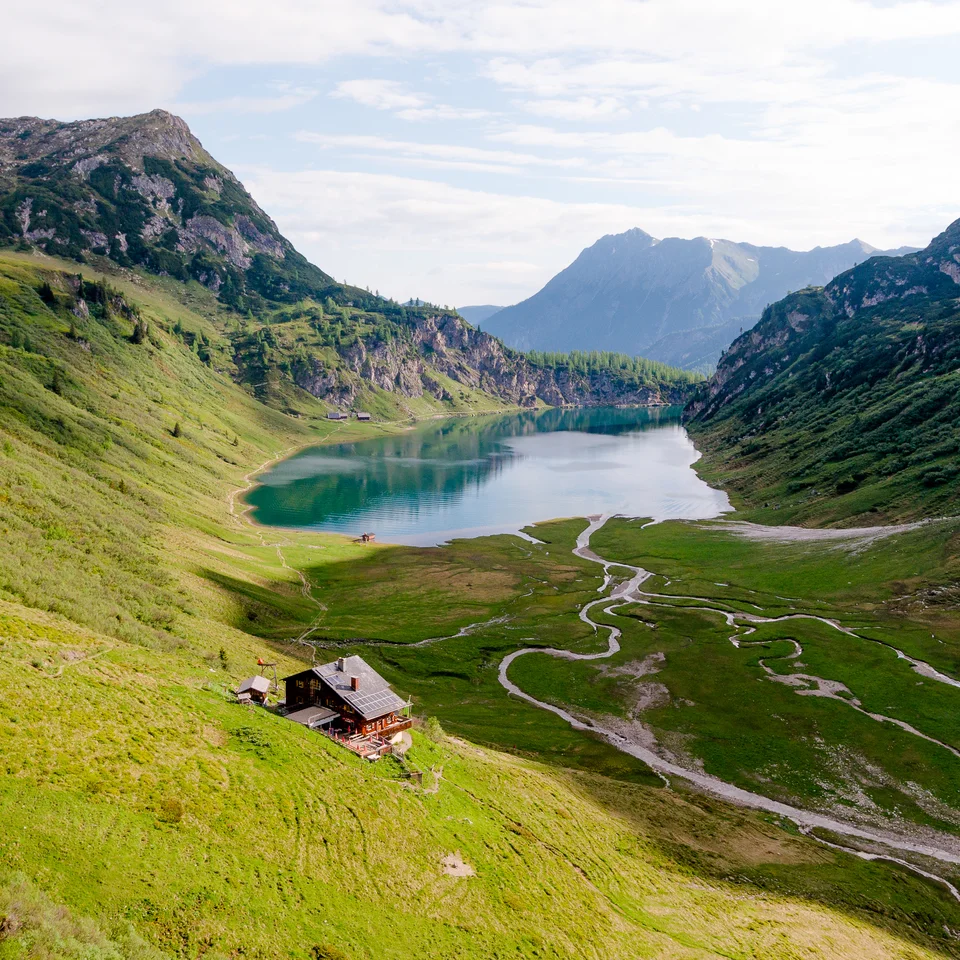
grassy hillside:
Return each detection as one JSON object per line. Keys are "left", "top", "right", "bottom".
{"left": 2, "top": 250, "right": 960, "bottom": 957}
{"left": 7, "top": 597, "right": 960, "bottom": 960}
{"left": 686, "top": 220, "right": 960, "bottom": 525}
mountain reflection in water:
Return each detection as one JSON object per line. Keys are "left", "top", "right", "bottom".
{"left": 247, "top": 406, "right": 731, "bottom": 545}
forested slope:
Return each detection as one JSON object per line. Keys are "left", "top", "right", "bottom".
{"left": 687, "top": 219, "right": 960, "bottom": 524}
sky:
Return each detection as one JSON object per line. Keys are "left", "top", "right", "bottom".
{"left": 4, "top": 1, "right": 960, "bottom": 306}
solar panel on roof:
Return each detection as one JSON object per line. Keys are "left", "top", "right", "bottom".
{"left": 313, "top": 655, "right": 408, "bottom": 718}
{"left": 347, "top": 689, "right": 406, "bottom": 718}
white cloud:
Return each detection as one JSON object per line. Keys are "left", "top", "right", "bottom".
{"left": 174, "top": 89, "right": 318, "bottom": 115}
{"left": 3, "top": 0, "right": 960, "bottom": 304}
{"left": 11, "top": 0, "right": 960, "bottom": 119}
{"left": 520, "top": 96, "right": 628, "bottom": 121}
{"left": 394, "top": 104, "right": 493, "bottom": 122}
{"left": 331, "top": 78, "right": 491, "bottom": 122}
{"left": 241, "top": 163, "right": 938, "bottom": 305}
{"left": 294, "top": 131, "right": 585, "bottom": 174}
{"left": 332, "top": 79, "right": 425, "bottom": 111}
{"left": 237, "top": 166, "right": 668, "bottom": 302}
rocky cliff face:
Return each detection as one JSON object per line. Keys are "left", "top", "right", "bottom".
{"left": 683, "top": 218, "right": 960, "bottom": 521}
{"left": 687, "top": 218, "right": 960, "bottom": 422}
{"left": 2, "top": 109, "right": 695, "bottom": 413}
{"left": 683, "top": 288, "right": 832, "bottom": 420}
{"left": 290, "top": 312, "right": 688, "bottom": 409}
{"left": 0, "top": 109, "right": 336, "bottom": 314}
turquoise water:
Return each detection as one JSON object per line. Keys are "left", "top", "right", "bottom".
{"left": 246, "top": 407, "right": 731, "bottom": 545}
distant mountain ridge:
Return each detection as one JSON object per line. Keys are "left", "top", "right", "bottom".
{"left": 685, "top": 217, "right": 960, "bottom": 522}
{"left": 456, "top": 304, "right": 505, "bottom": 325}
{"left": 0, "top": 109, "right": 697, "bottom": 415}
{"left": 484, "top": 228, "right": 915, "bottom": 372}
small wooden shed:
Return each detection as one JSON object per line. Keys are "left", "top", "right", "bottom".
{"left": 237, "top": 675, "right": 271, "bottom": 705}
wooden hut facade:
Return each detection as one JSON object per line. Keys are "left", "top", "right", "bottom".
{"left": 283, "top": 656, "right": 411, "bottom": 738}
{"left": 237, "top": 675, "right": 271, "bottom": 705}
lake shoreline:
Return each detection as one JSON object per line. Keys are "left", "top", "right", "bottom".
{"left": 244, "top": 406, "right": 730, "bottom": 546}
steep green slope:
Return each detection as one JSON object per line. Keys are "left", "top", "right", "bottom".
{"left": 2, "top": 250, "right": 959, "bottom": 958}
{"left": 6, "top": 599, "right": 959, "bottom": 960}
{"left": 686, "top": 219, "right": 960, "bottom": 524}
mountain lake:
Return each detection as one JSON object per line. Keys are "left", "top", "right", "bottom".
{"left": 246, "top": 406, "right": 731, "bottom": 545}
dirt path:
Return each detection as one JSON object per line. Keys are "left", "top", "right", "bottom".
{"left": 227, "top": 445, "right": 298, "bottom": 529}
{"left": 225, "top": 428, "right": 348, "bottom": 658}
{"left": 39, "top": 644, "right": 116, "bottom": 679}
{"left": 227, "top": 422, "right": 347, "bottom": 531}
{"left": 497, "top": 514, "right": 960, "bottom": 896}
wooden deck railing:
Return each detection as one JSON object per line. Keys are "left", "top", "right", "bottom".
{"left": 323, "top": 730, "right": 393, "bottom": 760}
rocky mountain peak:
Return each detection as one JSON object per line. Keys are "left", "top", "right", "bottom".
{"left": 0, "top": 109, "right": 210, "bottom": 175}
{"left": 0, "top": 108, "right": 338, "bottom": 314}
{"left": 484, "top": 226, "right": 908, "bottom": 368}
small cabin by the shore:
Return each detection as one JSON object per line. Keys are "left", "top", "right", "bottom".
{"left": 283, "top": 656, "right": 411, "bottom": 737}
{"left": 356, "top": 412, "right": 372, "bottom": 421}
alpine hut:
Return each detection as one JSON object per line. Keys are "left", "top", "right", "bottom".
{"left": 283, "top": 656, "right": 411, "bottom": 738}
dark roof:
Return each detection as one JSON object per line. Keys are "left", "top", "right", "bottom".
{"left": 237, "top": 675, "right": 271, "bottom": 695}
{"left": 285, "top": 656, "right": 408, "bottom": 720}
{"left": 286, "top": 705, "right": 339, "bottom": 727}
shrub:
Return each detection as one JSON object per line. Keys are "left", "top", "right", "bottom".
{"left": 312, "top": 946, "right": 350, "bottom": 960}
{"left": 921, "top": 465, "right": 959, "bottom": 488}
{"left": 130, "top": 319, "right": 149, "bottom": 345}
{"left": 158, "top": 798, "right": 184, "bottom": 824}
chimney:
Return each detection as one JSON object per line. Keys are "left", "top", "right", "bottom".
{"left": 351, "top": 675, "right": 360, "bottom": 692}
{"left": 336, "top": 657, "right": 345, "bottom": 671}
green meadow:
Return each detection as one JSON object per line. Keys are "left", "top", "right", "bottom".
{"left": 1, "top": 250, "right": 960, "bottom": 957}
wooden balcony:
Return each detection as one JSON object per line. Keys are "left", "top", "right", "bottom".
{"left": 323, "top": 717, "right": 412, "bottom": 760}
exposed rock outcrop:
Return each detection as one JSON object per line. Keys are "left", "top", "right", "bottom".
{"left": 290, "top": 312, "right": 690, "bottom": 409}
{"left": 0, "top": 109, "right": 318, "bottom": 309}
{"left": 687, "top": 218, "right": 960, "bottom": 423}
